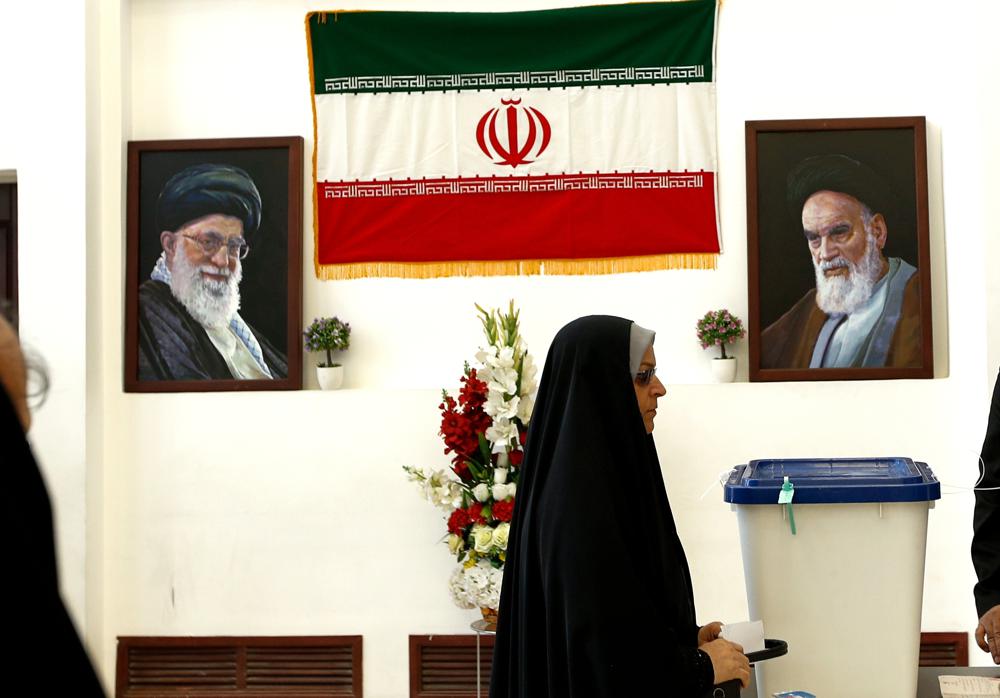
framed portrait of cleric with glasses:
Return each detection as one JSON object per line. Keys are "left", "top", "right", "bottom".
{"left": 124, "top": 137, "right": 303, "bottom": 392}
{"left": 746, "top": 116, "right": 933, "bottom": 383}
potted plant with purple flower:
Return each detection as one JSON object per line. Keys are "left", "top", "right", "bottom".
{"left": 696, "top": 309, "right": 745, "bottom": 382}
{"left": 303, "top": 316, "right": 351, "bottom": 389}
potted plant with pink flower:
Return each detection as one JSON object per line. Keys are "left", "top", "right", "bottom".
{"left": 303, "top": 316, "right": 351, "bottom": 389}
{"left": 696, "top": 309, "right": 745, "bottom": 382}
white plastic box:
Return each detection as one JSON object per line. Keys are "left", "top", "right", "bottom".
{"left": 724, "top": 458, "right": 940, "bottom": 698}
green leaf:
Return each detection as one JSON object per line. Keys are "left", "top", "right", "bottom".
{"left": 467, "top": 460, "right": 486, "bottom": 480}
{"left": 478, "top": 433, "right": 492, "bottom": 463}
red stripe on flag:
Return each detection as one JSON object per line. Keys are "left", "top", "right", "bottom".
{"left": 316, "top": 173, "right": 718, "bottom": 264}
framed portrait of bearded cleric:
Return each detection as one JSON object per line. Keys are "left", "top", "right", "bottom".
{"left": 745, "top": 116, "right": 933, "bottom": 383}
{"left": 124, "top": 137, "right": 303, "bottom": 392}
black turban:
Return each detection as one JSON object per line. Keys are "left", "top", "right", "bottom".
{"left": 787, "top": 154, "right": 898, "bottom": 228}
{"left": 155, "top": 163, "right": 262, "bottom": 237}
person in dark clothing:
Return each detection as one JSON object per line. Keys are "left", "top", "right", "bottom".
{"left": 490, "top": 315, "right": 749, "bottom": 697}
{"left": 974, "top": 369, "right": 1000, "bottom": 665}
{"left": 1, "top": 315, "right": 106, "bottom": 695}
{"left": 137, "top": 163, "right": 287, "bottom": 381}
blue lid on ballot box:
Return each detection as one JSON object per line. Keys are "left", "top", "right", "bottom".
{"left": 723, "top": 458, "right": 940, "bottom": 504}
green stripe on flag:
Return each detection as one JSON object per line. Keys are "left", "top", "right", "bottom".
{"left": 308, "top": 1, "right": 715, "bottom": 94}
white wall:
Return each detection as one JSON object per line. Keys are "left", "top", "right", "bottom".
{"left": 68, "top": 0, "right": 1000, "bottom": 693}
{"left": 0, "top": 0, "right": 91, "bottom": 664}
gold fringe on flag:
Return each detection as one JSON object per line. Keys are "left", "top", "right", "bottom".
{"left": 315, "top": 253, "right": 717, "bottom": 280}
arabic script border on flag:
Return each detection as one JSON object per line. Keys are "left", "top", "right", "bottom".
{"left": 306, "top": 1, "right": 721, "bottom": 279}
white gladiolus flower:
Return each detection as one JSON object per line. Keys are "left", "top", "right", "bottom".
{"left": 473, "top": 483, "right": 490, "bottom": 502}
{"left": 494, "top": 467, "right": 508, "bottom": 485}
{"left": 475, "top": 348, "right": 493, "bottom": 366}
{"left": 482, "top": 392, "right": 502, "bottom": 418}
{"left": 432, "top": 485, "right": 463, "bottom": 511}
{"left": 412, "top": 468, "right": 466, "bottom": 512}
{"left": 494, "top": 345, "right": 515, "bottom": 368}
{"left": 485, "top": 391, "right": 519, "bottom": 420}
{"left": 521, "top": 352, "right": 537, "bottom": 382}
{"left": 486, "top": 419, "right": 519, "bottom": 452}
{"left": 516, "top": 394, "right": 534, "bottom": 423}
{"left": 488, "top": 369, "right": 518, "bottom": 396}
{"left": 405, "top": 467, "right": 425, "bottom": 483}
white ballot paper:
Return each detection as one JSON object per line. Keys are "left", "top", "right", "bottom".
{"left": 938, "top": 675, "right": 1000, "bottom": 698}
{"left": 719, "top": 619, "right": 765, "bottom": 654}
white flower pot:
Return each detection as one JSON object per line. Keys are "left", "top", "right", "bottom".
{"left": 711, "top": 357, "right": 737, "bottom": 383}
{"left": 317, "top": 365, "right": 344, "bottom": 390}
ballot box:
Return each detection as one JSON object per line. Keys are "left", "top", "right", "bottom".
{"left": 724, "top": 457, "right": 940, "bottom": 698}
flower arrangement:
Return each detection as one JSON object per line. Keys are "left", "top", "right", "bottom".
{"left": 696, "top": 309, "right": 746, "bottom": 359}
{"left": 303, "top": 316, "right": 351, "bottom": 367}
{"left": 404, "top": 301, "right": 537, "bottom": 612}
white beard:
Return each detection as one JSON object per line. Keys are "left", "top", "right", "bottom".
{"left": 168, "top": 251, "right": 242, "bottom": 329}
{"left": 813, "top": 231, "right": 883, "bottom": 315}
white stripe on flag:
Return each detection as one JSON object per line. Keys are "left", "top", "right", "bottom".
{"left": 315, "top": 82, "right": 716, "bottom": 182}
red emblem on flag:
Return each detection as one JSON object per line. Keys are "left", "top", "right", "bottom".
{"left": 476, "top": 98, "right": 551, "bottom": 168}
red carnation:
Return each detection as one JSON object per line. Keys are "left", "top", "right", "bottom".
{"left": 467, "top": 502, "right": 487, "bottom": 525}
{"left": 492, "top": 499, "right": 515, "bottom": 522}
{"left": 447, "top": 508, "right": 472, "bottom": 535}
{"left": 508, "top": 449, "right": 524, "bottom": 466}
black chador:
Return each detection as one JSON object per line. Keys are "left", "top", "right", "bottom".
{"left": 490, "top": 316, "right": 714, "bottom": 697}
{"left": 2, "top": 385, "right": 105, "bottom": 695}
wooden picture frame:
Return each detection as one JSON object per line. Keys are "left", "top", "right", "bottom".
{"left": 124, "top": 137, "right": 303, "bottom": 392}
{"left": 746, "top": 116, "right": 933, "bottom": 382}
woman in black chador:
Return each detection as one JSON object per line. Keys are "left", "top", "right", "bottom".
{"left": 490, "top": 316, "right": 748, "bottom": 696}
{"left": 1, "top": 315, "right": 106, "bottom": 695}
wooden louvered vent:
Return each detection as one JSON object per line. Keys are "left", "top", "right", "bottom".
{"left": 117, "top": 636, "right": 362, "bottom": 697}
{"left": 919, "top": 631, "right": 969, "bottom": 667}
{"left": 409, "top": 635, "right": 494, "bottom": 698}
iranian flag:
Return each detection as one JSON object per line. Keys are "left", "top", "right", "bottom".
{"left": 307, "top": 1, "right": 719, "bottom": 279}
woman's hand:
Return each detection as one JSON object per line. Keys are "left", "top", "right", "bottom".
{"left": 697, "top": 621, "right": 723, "bottom": 646}
{"left": 701, "top": 638, "right": 751, "bottom": 688}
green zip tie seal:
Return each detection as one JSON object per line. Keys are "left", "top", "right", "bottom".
{"left": 778, "top": 475, "right": 796, "bottom": 535}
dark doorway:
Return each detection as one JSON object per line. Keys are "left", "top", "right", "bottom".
{"left": 0, "top": 182, "right": 17, "bottom": 325}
